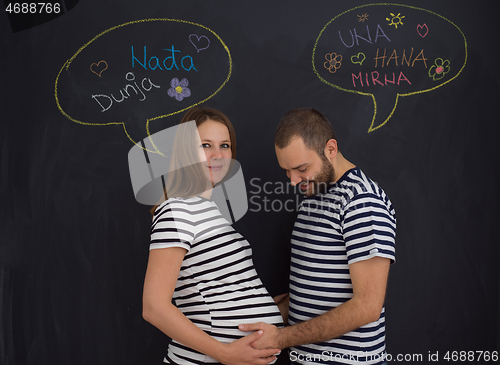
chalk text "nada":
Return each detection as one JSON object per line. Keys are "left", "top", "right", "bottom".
{"left": 131, "top": 46, "right": 198, "bottom": 71}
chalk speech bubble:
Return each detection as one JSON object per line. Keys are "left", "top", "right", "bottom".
{"left": 55, "top": 19, "right": 232, "bottom": 150}
{"left": 313, "top": 4, "right": 467, "bottom": 132}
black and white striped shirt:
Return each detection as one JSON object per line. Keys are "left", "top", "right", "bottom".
{"left": 288, "top": 168, "right": 396, "bottom": 365}
{"left": 151, "top": 196, "right": 283, "bottom": 364}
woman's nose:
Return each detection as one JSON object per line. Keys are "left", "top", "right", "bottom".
{"left": 207, "top": 147, "right": 223, "bottom": 160}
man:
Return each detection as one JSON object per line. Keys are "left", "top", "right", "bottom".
{"left": 240, "top": 108, "right": 396, "bottom": 364}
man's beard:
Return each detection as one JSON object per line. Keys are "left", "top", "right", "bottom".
{"left": 301, "top": 157, "right": 335, "bottom": 197}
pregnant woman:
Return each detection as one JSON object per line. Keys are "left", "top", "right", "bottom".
{"left": 142, "top": 107, "right": 283, "bottom": 365}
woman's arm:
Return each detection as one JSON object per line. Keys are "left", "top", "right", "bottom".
{"left": 142, "top": 247, "right": 280, "bottom": 365}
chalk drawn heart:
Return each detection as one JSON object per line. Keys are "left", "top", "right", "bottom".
{"left": 351, "top": 52, "right": 366, "bottom": 65}
{"left": 189, "top": 34, "right": 210, "bottom": 53}
{"left": 90, "top": 60, "right": 108, "bottom": 77}
{"left": 417, "top": 24, "right": 428, "bottom": 38}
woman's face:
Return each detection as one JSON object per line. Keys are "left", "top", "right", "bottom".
{"left": 197, "top": 119, "right": 232, "bottom": 185}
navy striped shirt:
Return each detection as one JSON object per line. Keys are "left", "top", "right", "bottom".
{"left": 151, "top": 196, "right": 283, "bottom": 364}
{"left": 288, "top": 168, "right": 396, "bottom": 364}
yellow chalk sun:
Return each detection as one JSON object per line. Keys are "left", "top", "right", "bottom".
{"left": 386, "top": 12, "right": 405, "bottom": 29}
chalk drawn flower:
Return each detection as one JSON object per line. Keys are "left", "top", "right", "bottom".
{"left": 168, "top": 78, "right": 191, "bottom": 101}
{"left": 428, "top": 58, "right": 451, "bottom": 81}
{"left": 324, "top": 53, "right": 342, "bottom": 73}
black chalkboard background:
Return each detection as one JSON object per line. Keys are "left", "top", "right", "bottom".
{"left": 1, "top": 0, "right": 499, "bottom": 364}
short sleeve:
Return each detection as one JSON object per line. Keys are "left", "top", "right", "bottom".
{"left": 342, "top": 192, "right": 396, "bottom": 265}
{"left": 150, "top": 199, "right": 196, "bottom": 251}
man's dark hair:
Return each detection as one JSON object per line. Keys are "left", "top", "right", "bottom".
{"left": 275, "top": 108, "right": 337, "bottom": 157}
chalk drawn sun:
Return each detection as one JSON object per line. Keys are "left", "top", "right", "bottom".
{"left": 386, "top": 13, "right": 405, "bottom": 29}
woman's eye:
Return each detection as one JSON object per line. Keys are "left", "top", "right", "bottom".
{"left": 221, "top": 144, "right": 230, "bottom": 149}
{"left": 201, "top": 143, "right": 211, "bottom": 149}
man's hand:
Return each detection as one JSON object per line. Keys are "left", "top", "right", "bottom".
{"left": 218, "top": 330, "right": 280, "bottom": 365}
{"left": 273, "top": 293, "right": 289, "bottom": 325}
{"left": 238, "top": 323, "right": 282, "bottom": 350}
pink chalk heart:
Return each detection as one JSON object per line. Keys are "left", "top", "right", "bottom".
{"left": 90, "top": 60, "right": 108, "bottom": 77}
{"left": 417, "top": 24, "right": 428, "bottom": 38}
{"left": 189, "top": 34, "right": 210, "bottom": 53}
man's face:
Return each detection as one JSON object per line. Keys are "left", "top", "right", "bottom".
{"left": 275, "top": 136, "right": 334, "bottom": 197}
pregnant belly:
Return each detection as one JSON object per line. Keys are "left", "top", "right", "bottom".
{"left": 209, "top": 302, "right": 284, "bottom": 342}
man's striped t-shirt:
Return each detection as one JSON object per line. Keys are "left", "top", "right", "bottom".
{"left": 151, "top": 196, "right": 283, "bottom": 365}
{"left": 288, "top": 168, "right": 396, "bottom": 365}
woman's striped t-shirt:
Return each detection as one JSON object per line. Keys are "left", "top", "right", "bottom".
{"left": 288, "top": 168, "right": 396, "bottom": 365}
{"left": 151, "top": 196, "right": 283, "bottom": 364}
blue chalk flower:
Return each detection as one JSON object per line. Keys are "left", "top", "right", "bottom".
{"left": 168, "top": 78, "right": 191, "bottom": 101}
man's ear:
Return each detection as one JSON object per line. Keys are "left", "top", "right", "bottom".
{"left": 324, "top": 139, "right": 338, "bottom": 160}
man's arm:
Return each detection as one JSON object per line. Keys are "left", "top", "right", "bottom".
{"left": 239, "top": 256, "right": 390, "bottom": 350}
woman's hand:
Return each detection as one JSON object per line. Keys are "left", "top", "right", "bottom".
{"left": 238, "top": 323, "right": 282, "bottom": 350}
{"left": 217, "top": 330, "right": 280, "bottom": 365}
